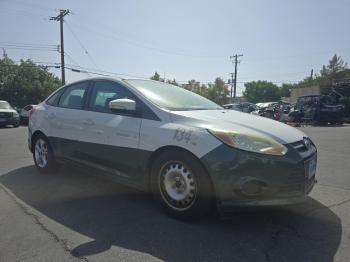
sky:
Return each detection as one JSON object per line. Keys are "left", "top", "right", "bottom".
{"left": 0, "top": 0, "right": 349, "bottom": 95}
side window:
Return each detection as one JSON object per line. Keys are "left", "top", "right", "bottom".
{"left": 89, "top": 81, "right": 135, "bottom": 113}
{"left": 58, "top": 82, "right": 89, "bottom": 109}
{"left": 46, "top": 88, "right": 64, "bottom": 106}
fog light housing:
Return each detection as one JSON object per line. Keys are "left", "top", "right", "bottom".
{"left": 235, "top": 177, "right": 268, "bottom": 197}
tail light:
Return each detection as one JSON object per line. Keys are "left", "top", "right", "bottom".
{"left": 29, "top": 108, "right": 36, "bottom": 118}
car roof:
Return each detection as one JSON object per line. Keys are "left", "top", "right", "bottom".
{"left": 299, "top": 95, "right": 321, "bottom": 98}
{"left": 60, "top": 77, "right": 158, "bottom": 89}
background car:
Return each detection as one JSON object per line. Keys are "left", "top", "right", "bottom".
{"left": 294, "top": 95, "right": 345, "bottom": 125}
{"left": 0, "top": 100, "right": 20, "bottom": 128}
{"left": 20, "top": 104, "right": 36, "bottom": 125}
{"left": 251, "top": 102, "right": 291, "bottom": 122}
{"left": 223, "top": 102, "right": 258, "bottom": 113}
{"left": 251, "top": 102, "right": 279, "bottom": 119}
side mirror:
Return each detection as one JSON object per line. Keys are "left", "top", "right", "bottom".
{"left": 109, "top": 98, "right": 136, "bottom": 112}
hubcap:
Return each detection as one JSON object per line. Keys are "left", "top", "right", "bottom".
{"left": 159, "top": 161, "right": 197, "bottom": 211}
{"left": 34, "top": 138, "right": 48, "bottom": 168}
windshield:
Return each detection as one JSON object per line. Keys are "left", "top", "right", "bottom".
{"left": 125, "top": 79, "right": 222, "bottom": 111}
{"left": 0, "top": 101, "right": 12, "bottom": 110}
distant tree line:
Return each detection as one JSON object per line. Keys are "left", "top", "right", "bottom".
{"left": 150, "top": 71, "right": 230, "bottom": 105}
{"left": 243, "top": 54, "right": 350, "bottom": 103}
{"left": 0, "top": 52, "right": 60, "bottom": 107}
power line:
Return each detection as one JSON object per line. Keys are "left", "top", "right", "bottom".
{"left": 0, "top": 42, "right": 57, "bottom": 48}
{"left": 64, "top": 51, "right": 91, "bottom": 77}
{"left": 68, "top": 21, "right": 228, "bottom": 59}
{"left": 0, "top": 63, "right": 60, "bottom": 69}
{"left": 0, "top": 47, "right": 57, "bottom": 52}
{"left": 65, "top": 21, "right": 100, "bottom": 70}
{"left": 0, "top": 6, "right": 48, "bottom": 20}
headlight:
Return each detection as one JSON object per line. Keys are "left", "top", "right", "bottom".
{"left": 208, "top": 129, "right": 288, "bottom": 156}
{"left": 13, "top": 112, "right": 19, "bottom": 118}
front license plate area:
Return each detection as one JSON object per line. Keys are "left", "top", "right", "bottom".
{"left": 305, "top": 154, "right": 317, "bottom": 179}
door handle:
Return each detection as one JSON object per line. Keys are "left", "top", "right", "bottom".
{"left": 48, "top": 113, "right": 56, "bottom": 119}
{"left": 83, "top": 119, "right": 95, "bottom": 126}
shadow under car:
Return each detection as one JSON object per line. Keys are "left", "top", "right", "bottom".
{"left": 0, "top": 165, "right": 342, "bottom": 262}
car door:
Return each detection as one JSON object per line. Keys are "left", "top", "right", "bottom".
{"left": 77, "top": 80, "right": 142, "bottom": 178}
{"left": 48, "top": 81, "right": 90, "bottom": 160}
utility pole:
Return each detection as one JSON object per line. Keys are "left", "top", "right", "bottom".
{"left": 310, "top": 69, "right": 314, "bottom": 80}
{"left": 50, "top": 9, "right": 70, "bottom": 85}
{"left": 229, "top": 73, "right": 234, "bottom": 101}
{"left": 230, "top": 54, "right": 243, "bottom": 99}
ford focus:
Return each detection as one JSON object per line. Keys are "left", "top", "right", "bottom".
{"left": 28, "top": 78, "right": 317, "bottom": 219}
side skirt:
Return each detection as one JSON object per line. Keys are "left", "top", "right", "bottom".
{"left": 56, "top": 157, "right": 149, "bottom": 192}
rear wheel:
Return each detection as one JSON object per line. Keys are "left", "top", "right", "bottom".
{"left": 33, "top": 134, "right": 58, "bottom": 173}
{"left": 151, "top": 150, "right": 215, "bottom": 220}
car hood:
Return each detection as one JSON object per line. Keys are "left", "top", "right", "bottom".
{"left": 171, "top": 110, "right": 306, "bottom": 144}
{"left": 0, "top": 109, "right": 16, "bottom": 113}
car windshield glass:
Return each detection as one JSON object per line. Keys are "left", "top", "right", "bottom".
{"left": 125, "top": 79, "right": 222, "bottom": 111}
{"left": 0, "top": 101, "right": 11, "bottom": 109}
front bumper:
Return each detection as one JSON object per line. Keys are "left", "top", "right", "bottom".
{"left": 201, "top": 140, "right": 317, "bottom": 212}
{"left": 0, "top": 117, "right": 19, "bottom": 126}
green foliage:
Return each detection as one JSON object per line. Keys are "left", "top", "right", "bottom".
{"left": 243, "top": 81, "right": 281, "bottom": 103}
{"left": 320, "top": 54, "right": 347, "bottom": 77}
{"left": 166, "top": 78, "right": 179, "bottom": 86}
{"left": 280, "top": 83, "right": 295, "bottom": 97}
{"left": 243, "top": 54, "right": 350, "bottom": 103}
{"left": 150, "top": 71, "right": 164, "bottom": 82}
{"left": 297, "top": 54, "right": 349, "bottom": 88}
{"left": 206, "top": 78, "right": 229, "bottom": 105}
{"left": 0, "top": 54, "right": 61, "bottom": 107}
{"left": 182, "top": 79, "right": 201, "bottom": 93}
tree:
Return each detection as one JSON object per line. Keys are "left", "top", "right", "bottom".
{"left": 166, "top": 78, "right": 179, "bottom": 86}
{"left": 182, "top": 79, "right": 201, "bottom": 92}
{"left": 320, "top": 54, "right": 348, "bottom": 77}
{"left": 0, "top": 54, "right": 60, "bottom": 107}
{"left": 150, "top": 71, "right": 164, "bottom": 82}
{"left": 243, "top": 81, "right": 280, "bottom": 103}
{"left": 206, "top": 78, "right": 229, "bottom": 105}
{"left": 280, "top": 83, "right": 296, "bottom": 97}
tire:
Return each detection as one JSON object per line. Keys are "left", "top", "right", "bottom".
{"left": 151, "top": 149, "right": 215, "bottom": 220}
{"left": 32, "top": 134, "right": 58, "bottom": 173}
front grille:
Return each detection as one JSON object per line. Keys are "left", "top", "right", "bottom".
{"left": 290, "top": 140, "right": 308, "bottom": 152}
{"left": 0, "top": 112, "right": 12, "bottom": 118}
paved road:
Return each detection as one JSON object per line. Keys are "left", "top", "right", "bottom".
{"left": 1, "top": 126, "right": 350, "bottom": 262}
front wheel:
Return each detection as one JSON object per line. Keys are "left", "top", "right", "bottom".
{"left": 151, "top": 150, "right": 215, "bottom": 220}
{"left": 33, "top": 134, "right": 57, "bottom": 173}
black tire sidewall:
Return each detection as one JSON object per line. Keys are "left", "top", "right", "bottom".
{"left": 151, "top": 149, "right": 215, "bottom": 220}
